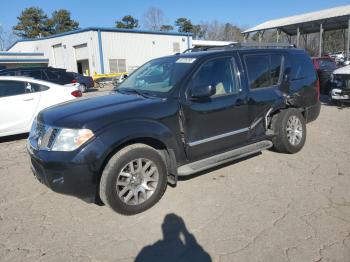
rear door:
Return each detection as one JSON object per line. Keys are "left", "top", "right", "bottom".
{"left": 0, "top": 80, "right": 41, "bottom": 135}
{"left": 241, "top": 52, "right": 285, "bottom": 139}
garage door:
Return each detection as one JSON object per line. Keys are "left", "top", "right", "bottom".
{"left": 75, "top": 44, "right": 88, "bottom": 61}
{"left": 52, "top": 44, "right": 64, "bottom": 68}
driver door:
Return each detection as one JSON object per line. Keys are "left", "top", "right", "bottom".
{"left": 180, "top": 55, "right": 249, "bottom": 161}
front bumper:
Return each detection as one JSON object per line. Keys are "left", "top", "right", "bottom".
{"left": 27, "top": 137, "right": 106, "bottom": 202}
{"left": 331, "top": 88, "right": 350, "bottom": 101}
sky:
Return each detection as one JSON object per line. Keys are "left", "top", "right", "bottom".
{"left": 1, "top": 0, "right": 349, "bottom": 32}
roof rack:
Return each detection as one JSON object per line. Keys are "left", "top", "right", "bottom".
{"left": 206, "top": 42, "right": 296, "bottom": 51}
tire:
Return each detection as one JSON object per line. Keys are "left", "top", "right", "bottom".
{"left": 272, "top": 108, "right": 306, "bottom": 154}
{"left": 99, "top": 143, "right": 167, "bottom": 215}
{"left": 80, "top": 84, "right": 87, "bottom": 93}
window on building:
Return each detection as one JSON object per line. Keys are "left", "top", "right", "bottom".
{"left": 0, "top": 81, "right": 25, "bottom": 97}
{"left": 109, "top": 59, "right": 127, "bottom": 73}
{"left": 244, "top": 54, "right": 283, "bottom": 89}
{"left": 173, "top": 42, "right": 180, "bottom": 53}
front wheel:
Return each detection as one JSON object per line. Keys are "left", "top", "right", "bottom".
{"left": 99, "top": 144, "right": 168, "bottom": 215}
{"left": 272, "top": 108, "right": 306, "bottom": 154}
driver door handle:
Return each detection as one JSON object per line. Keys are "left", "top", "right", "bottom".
{"left": 23, "top": 98, "right": 34, "bottom": 101}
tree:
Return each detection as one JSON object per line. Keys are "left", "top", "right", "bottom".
{"left": 160, "top": 25, "right": 174, "bottom": 32}
{"left": 143, "top": 7, "right": 164, "bottom": 31}
{"left": 47, "top": 9, "right": 79, "bottom": 34}
{"left": 175, "top": 18, "right": 193, "bottom": 33}
{"left": 13, "top": 7, "right": 50, "bottom": 38}
{"left": 200, "top": 21, "right": 244, "bottom": 42}
{"left": 116, "top": 15, "right": 139, "bottom": 29}
{"left": 175, "top": 18, "right": 204, "bottom": 39}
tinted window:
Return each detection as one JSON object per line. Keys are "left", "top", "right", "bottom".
{"left": 190, "top": 57, "right": 239, "bottom": 96}
{"left": 270, "top": 55, "right": 283, "bottom": 85}
{"left": 0, "top": 71, "right": 16, "bottom": 76}
{"left": 21, "top": 70, "right": 42, "bottom": 79}
{"left": 44, "top": 70, "right": 60, "bottom": 80}
{"left": 0, "top": 81, "right": 25, "bottom": 97}
{"left": 245, "top": 54, "right": 283, "bottom": 89}
{"left": 290, "top": 54, "right": 315, "bottom": 80}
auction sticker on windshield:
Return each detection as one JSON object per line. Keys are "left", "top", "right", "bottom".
{"left": 176, "top": 58, "right": 196, "bottom": 63}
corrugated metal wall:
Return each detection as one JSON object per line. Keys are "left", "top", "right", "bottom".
{"left": 9, "top": 31, "right": 100, "bottom": 75}
{"left": 101, "top": 32, "right": 189, "bottom": 73}
{"left": 9, "top": 30, "right": 190, "bottom": 75}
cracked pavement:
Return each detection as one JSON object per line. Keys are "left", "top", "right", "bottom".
{"left": 0, "top": 102, "right": 350, "bottom": 262}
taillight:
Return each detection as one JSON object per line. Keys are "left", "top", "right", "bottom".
{"left": 72, "top": 79, "right": 77, "bottom": 83}
{"left": 71, "top": 90, "right": 82, "bottom": 97}
{"left": 316, "top": 78, "right": 320, "bottom": 101}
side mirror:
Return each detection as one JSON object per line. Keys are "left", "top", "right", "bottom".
{"left": 26, "top": 83, "right": 32, "bottom": 92}
{"left": 191, "top": 84, "right": 216, "bottom": 99}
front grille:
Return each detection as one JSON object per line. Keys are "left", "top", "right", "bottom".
{"left": 47, "top": 128, "right": 59, "bottom": 149}
{"left": 29, "top": 121, "right": 59, "bottom": 151}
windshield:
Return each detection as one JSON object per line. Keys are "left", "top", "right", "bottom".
{"left": 118, "top": 56, "right": 195, "bottom": 96}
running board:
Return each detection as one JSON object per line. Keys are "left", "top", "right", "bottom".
{"left": 177, "top": 140, "right": 273, "bottom": 176}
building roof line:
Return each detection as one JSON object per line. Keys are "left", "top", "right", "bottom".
{"left": 7, "top": 27, "right": 193, "bottom": 51}
{"left": 243, "top": 5, "right": 350, "bottom": 34}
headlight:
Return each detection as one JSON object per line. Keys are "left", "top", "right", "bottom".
{"left": 51, "top": 128, "right": 94, "bottom": 151}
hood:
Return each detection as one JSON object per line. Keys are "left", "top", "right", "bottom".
{"left": 333, "top": 65, "right": 350, "bottom": 75}
{"left": 38, "top": 92, "right": 160, "bottom": 130}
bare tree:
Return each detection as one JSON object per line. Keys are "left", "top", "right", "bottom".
{"left": 200, "top": 21, "right": 244, "bottom": 42}
{"left": 0, "top": 25, "right": 18, "bottom": 51}
{"left": 0, "top": 25, "right": 5, "bottom": 50}
{"left": 143, "top": 7, "right": 164, "bottom": 31}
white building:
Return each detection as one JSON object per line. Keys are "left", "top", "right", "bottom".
{"left": 7, "top": 27, "right": 192, "bottom": 76}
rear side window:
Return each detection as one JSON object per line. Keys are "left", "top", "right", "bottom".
{"left": 44, "top": 70, "right": 60, "bottom": 80}
{"left": 244, "top": 54, "right": 283, "bottom": 89}
{"left": 0, "top": 81, "right": 25, "bottom": 97}
{"left": 290, "top": 54, "right": 315, "bottom": 80}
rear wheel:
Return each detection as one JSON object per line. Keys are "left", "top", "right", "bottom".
{"left": 80, "top": 84, "right": 87, "bottom": 93}
{"left": 272, "top": 108, "right": 306, "bottom": 154}
{"left": 99, "top": 144, "right": 167, "bottom": 215}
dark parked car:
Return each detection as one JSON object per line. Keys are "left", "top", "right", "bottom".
{"left": 27, "top": 45, "right": 320, "bottom": 215}
{"left": 0, "top": 67, "right": 76, "bottom": 86}
{"left": 312, "top": 57, "right": 337, "bottom": 94}
{"left": 67, "top": 72, "right": 94, "bottom": 92}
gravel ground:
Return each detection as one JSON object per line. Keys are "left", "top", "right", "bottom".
{"left": 0, "top": 98, "right": 349, "bottom": 262}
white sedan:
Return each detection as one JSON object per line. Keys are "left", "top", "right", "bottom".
{"left": 0, "top": 76, "right": 82, "bottom": 137}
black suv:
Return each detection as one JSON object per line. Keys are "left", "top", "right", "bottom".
{"left": 0, "top": 67, "right": 76, "bottom": 85}
{"left": 27, "top": 45, "right": 321, "bottom": 215}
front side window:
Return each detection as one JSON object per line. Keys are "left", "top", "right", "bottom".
{"left": 244, "top": 54, "right": 283, "bottom": 89}
{"left": 0, "top": 81, "right": 25, "bottom": 97}
{"left": 118, "top": 56, "right": 193, "bottom": 95}
{"left": 189, "top": 57, "right": 240, "bottom": 97}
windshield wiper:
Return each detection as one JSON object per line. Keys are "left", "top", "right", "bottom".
{"left": 117, "top": 88, "right": 155, "bottom": 98}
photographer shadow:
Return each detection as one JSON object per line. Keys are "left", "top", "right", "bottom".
{"left": 135, "top": 213, "right": 211, "bottom": 262}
